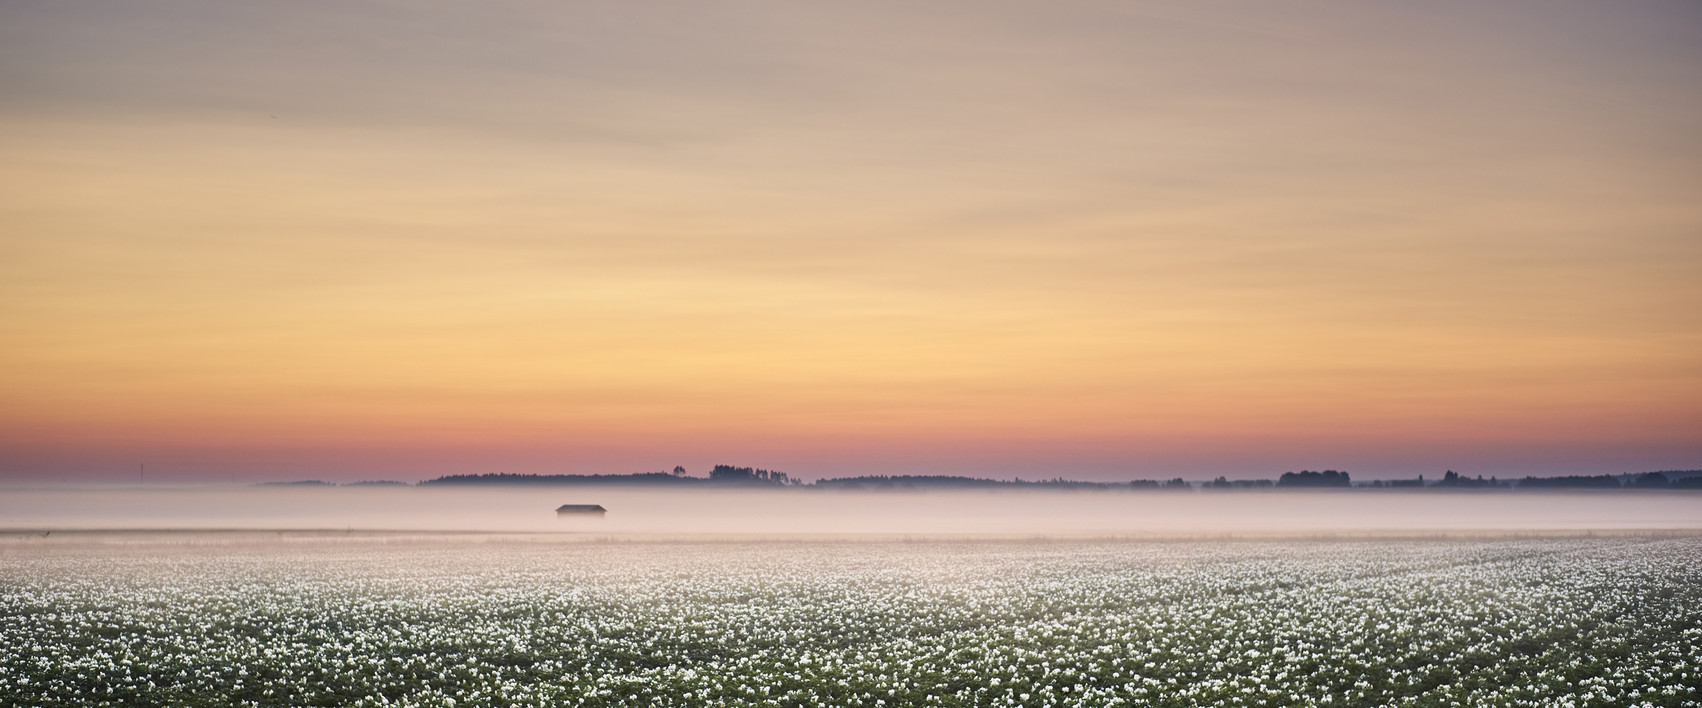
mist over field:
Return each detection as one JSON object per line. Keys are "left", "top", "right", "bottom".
{"left": 8, "top": 485, "right": 1702, "bottom": 706}
{"left": 3, "top": 484, "right": 1699, "bottom": 537}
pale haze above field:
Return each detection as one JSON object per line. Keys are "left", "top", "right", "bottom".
{"left": 5, "top": 486, "right": 1702, "bottom": 537}
{"left": 2, "top": 1, "right": 1699, "bottom": 482}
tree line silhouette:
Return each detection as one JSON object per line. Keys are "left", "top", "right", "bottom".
{"left": 409, "top": 468, "right": 1702, "bottom": 490}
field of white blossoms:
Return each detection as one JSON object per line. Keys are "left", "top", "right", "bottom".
{"left": 2, "top": 536, "right": 1699, "bottom": 707}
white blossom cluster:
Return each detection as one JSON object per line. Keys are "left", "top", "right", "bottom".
{"left": 2, "top": 537, "right": 1698, "bottom": 707}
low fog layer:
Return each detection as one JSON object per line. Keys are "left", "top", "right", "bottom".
{"left": 2, "top": 485, "right": 1700, "bottom": 537}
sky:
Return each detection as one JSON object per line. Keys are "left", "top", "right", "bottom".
{"left": 2, "top": 0, "right": 1699, "bottom": 483}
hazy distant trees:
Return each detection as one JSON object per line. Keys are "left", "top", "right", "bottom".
{"left": 1207, "top": 476, "right": 1274, "bottom": 490}
{"left": 421, "top": 472, "right": 693, "bottom": 486}
{"left": 1652, "top": 469, "right": 1702, "bottom": 485}
{"left": 1631, "top": 472, "right": 1670, "bottom": 489}
{"left": 708, "top": 465, "right": 793, "bottom": 485}
{"left": 422, "top": 468, "right": 796, "bottom": 486}
{"left": 1276, "top": 470, "right": 1351, "bottom": 488}
{"left": 1434, "top": 470, "right": 1495, "bottom": 488}
{"left": 780, "top": 476, "right": 1205, "bottom": 491}
{"left": 1515, "top": 474, "right": 1621, "bottom": 489}
{"left": 409, "top": 467, "right": 1702, "bottom": 491}
{"left": 816, "top": 475, "right": 1007, "bottom": 490}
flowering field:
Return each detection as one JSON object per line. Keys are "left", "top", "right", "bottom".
{"left": 2, "top": 536, "right": 1699, "bottom": 707}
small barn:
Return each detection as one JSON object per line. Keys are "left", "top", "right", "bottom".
{"left": 556, "top": 504, "right": 607, "bottom": 517}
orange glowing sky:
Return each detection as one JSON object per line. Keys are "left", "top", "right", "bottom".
{"left": 3, "top": 1, "right": 1700, "bottom": 481}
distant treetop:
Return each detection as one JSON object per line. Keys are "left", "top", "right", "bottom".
{"left": 1275, "top": 470, "right": 1351, "bottom": 488}
{"left": 707, "top": 465, "right": 795, "bottom": 485}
